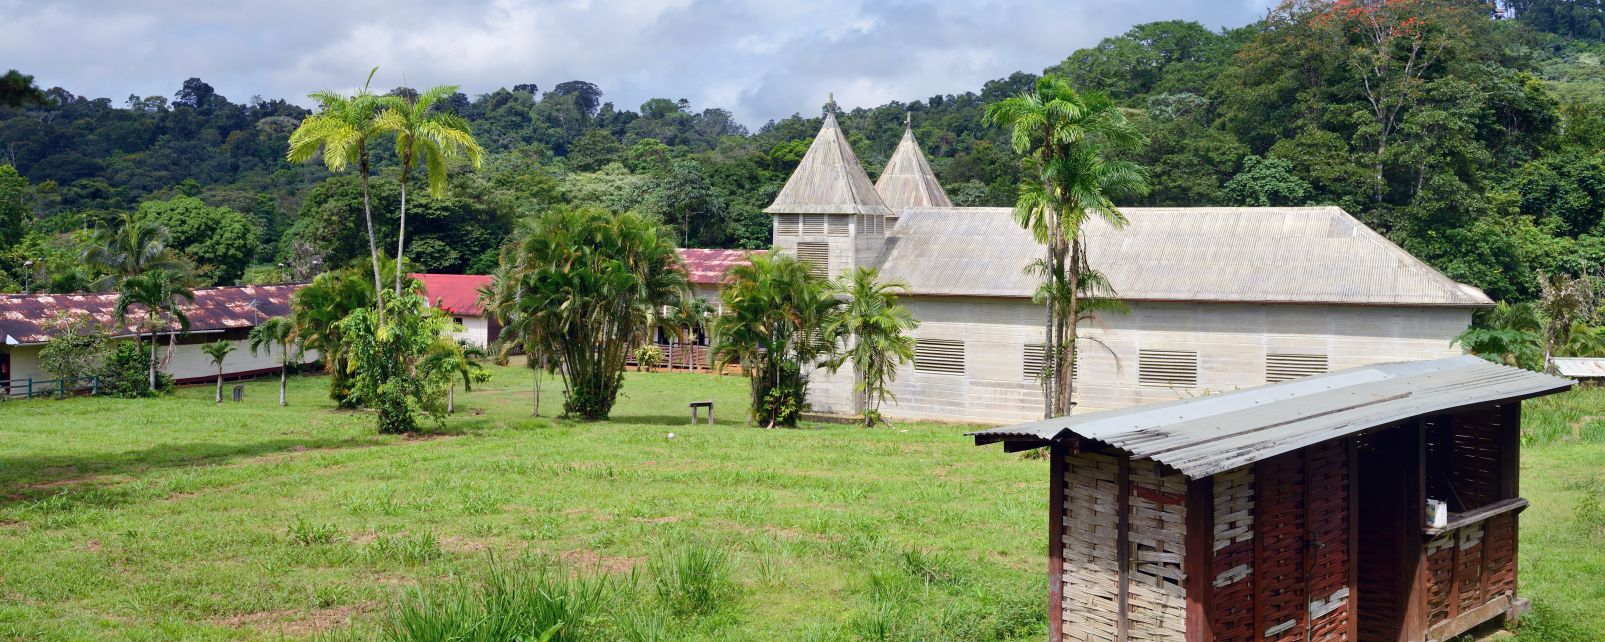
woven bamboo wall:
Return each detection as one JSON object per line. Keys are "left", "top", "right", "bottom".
{"left": 1064, "top": 452, "right": 1122, "bottom": 642}
{"left": 1305, "top": 441, "right": 1352, "bottom": 642}
{"left": 1211, "top": 467, "right": 1256, "bottom": 641}
{"left": 1127, "top": 462, "right": 1189, "bottom": 641}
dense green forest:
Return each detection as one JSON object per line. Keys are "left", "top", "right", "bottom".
{"left": 5, "top": 1, "right": 1605, "bottom": 305}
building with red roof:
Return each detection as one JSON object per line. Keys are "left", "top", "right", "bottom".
{"left": 413, "top": 273, "right": 496, "bottom": 348}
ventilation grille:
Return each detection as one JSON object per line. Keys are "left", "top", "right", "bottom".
{"left": 801, "top": 214, "right": 827, "bottom": 236}
{"left": 795, "top": 242, "right": 829, "bottom": 278}
{"left": 828, "top": 215, "right": 850, "bottom": 237}
{"left": 776, "top": 214, "right": 799, "bottom": 236}
{"left": 914, "top": 338, "right": 965, "bottom": 375}
{"left": 1138, "top": 350, "right": 1197, "bottom": 388}
{"left": 864, "top": 213, "right": 884, "bottom": 235}
{"left": 1023, "top": 343, "right": 1080, "bottom": 381}
{"left": 1266, "top": 353, "right": 1328, "bottom": 383}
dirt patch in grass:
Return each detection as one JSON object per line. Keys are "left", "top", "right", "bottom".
{"left": 559, "top": 548, "right": 643, "bottom": 574}
{"left": 213, "top": 601, "right": 381, "bottom": 637}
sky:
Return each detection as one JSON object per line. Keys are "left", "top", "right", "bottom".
{"left": 1, "top": 0, "right": 1274, "bottom": 128}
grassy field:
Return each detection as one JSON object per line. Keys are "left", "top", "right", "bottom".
{"left": 0, "top": 366, "right": 1600, "bottom": 641}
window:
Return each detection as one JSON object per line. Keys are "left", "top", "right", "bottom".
{"left": 1265, "top": 353, "right": 1328, "bottom": 383}
{"left": 828, "top": 215, "right": 850, "bottom": 236}
{"left": 452, "top": 317, "right": 464, "bottom": 325}
{"left": 801, "top": 214, "right": 827, "bottom": 235}
{"left": 776, "top": 214, "right": 799, "bottom": 236}
{"left": 914, "top": 339, "right": 965, "bottom": 375}
{"left": 864, "top": 213, "right": 883, "bottom": 235}
{"left": 795, "top": 242, "right": 829, "bottom": 278}
{"left": 1138, "top": 350, "right": 1198, "bottom": 388}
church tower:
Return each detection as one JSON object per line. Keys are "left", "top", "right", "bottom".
{"left": 874, "top": 114, "right": 952, "bottom": 216}
{"left": 764, "top": 108, "right": 892, "bottom": 280}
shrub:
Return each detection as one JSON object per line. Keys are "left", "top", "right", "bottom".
{"left": 38, "top": 311, "right": 109, "bottom": 385}
{"left": 650, "top": 540, "right": 737, "bottom": 618}
{"left": 633, "top": 345, "right": 664, "bottom": 372}
{"left": 96, "top": 342, "right": 171, "bottom": 398}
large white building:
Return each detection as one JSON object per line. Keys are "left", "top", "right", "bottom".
{"left": 765, "top": 114, "right": 1491, "bottom": 424}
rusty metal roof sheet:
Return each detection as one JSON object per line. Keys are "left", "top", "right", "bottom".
{"left": 679, "top": 248, "right": 762, "bottom": 285}
{"left": 969, "top": 356, "right": 1572, "bottom": 479}
{"left": 878, "top": 206, "right": 1493, "bottom": 307}
{"left": 764, "top": 113, "right": 893, "bottom": 216}
{"left": 0, "top": 284, "right": 301, "bottom": 345}
{"left": 1549, "top": 357, "right": 1605, "bottom": 378}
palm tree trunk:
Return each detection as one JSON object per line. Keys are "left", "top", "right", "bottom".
{"left": 394, "top": 153, "right": 412, "bottom": 298}
{"left": 148, "top": 327, "right": 158, "bottom": 392}
{"left": 359, "top": 153, "right": 383, "bottom": 321}
{"left": 279, "top": 358, "right": 287, "bottom": 407}
{"left": 1065, "top": 239, "right": 1082, "bottom": 415}
{"left": 215, "top": 367, "right": 223, "bottom": 403}
{"left": 448, "top": 383, "right": 455, "bottom": 414}
{"left": 533, "top": 356, "right": 542, "bottom": 418}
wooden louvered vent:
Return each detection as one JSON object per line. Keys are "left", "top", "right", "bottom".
{"left": 1138, "top": 349, "right": 1197, "bottom": 388}
{"left": 828, "top": 215, "right": 850, "bottom": 237}
{"left": 1022, "top": 343, "right": 1080, "bottom": 381}
{"left": 1266, "top": 353, "right": 1328, "bottom": 383}
{"left": 795, "top": 242, "right": 829, "bottom": 278}
{"left": 776, "top": 214, "right": 799, "bottom": 236}
{"left": 914, "top": 338, "right": 965, "bottom": 375}
{"left": 801, "top": 214, "right": 827, "bottom": 236}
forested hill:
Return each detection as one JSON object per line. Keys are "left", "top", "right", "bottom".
{"left": 5, "top": 1, "right": 1605, "bottom": 304}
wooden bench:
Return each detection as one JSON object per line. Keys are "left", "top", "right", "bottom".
{"left": 689, "top": 400, "right": 713, "bottom": 425}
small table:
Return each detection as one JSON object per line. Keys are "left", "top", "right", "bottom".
{"left": 689, "top": 400, "right": 713, "bottom": 425}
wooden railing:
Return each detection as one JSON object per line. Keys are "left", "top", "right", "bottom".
{"left": 1, "top": 376, "right": 99, "bottom": 400}
{"left": 1422, "top": 498, "right": 1527, "bottom": 641}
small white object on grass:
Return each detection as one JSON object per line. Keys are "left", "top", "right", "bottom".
{"left": 667, "top": 432, "right": 676, "bottom": 439}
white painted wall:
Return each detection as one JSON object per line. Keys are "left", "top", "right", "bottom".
{"left": 807, "top": 298, "right": 1474, "bottom": 425}
{"left": 446, "top": 315, "right": 491, "bottom": 348}
{"left": 3, "top": 338, "right": 320, "bottom": 391}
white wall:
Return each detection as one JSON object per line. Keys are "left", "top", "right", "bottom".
{"left": 821, "top": 298, "right": 1474, "bottom": 425}
{"left": 446, "top": 315, "right": 491, "bottom": 348}
{"left": 3, "top": 338, "right": 320, "bottom": 391}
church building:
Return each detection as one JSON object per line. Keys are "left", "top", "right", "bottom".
{"left": 763, "top": 112, "right": 1492, "bottom": 424}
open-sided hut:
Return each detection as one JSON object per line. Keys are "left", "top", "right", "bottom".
{"left": 970, "top": 356, "right": 1572, "bottom": 642}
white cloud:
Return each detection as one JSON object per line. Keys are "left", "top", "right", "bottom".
{"left": 1, "top": 0, "right": 1272, "bottom": 126}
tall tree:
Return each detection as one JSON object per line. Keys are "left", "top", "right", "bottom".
{"left": 985, "top": 76, "right": 1146, "bottom": 417}
{"left": 0, "top": 70, "right": 47, "bottom": 108}
{"left": 822, "top": 267, "right": 918, "bottom": 427}
{"left": 248, "top": 315, "right": 298, "bottom": 406}
{"left": 200, "top": 340, "right": 235, "bottom": 403}
{"left": 114, "top": 269, "right": 194, "bottom": 391}
{"left": 375, "top": 84, "right": 485, "bottom": 297}
{"left": 287, "top": 68, "right": 387, "bottom": 305}
{"left": 0, "top": 164, "right": 26, "bottom": 250}
{"left": 82, "top": 213, "right": 188, "bottom": 290}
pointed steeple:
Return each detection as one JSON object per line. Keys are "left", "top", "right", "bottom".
{"left": 765, "top": 111, "right": 891, "bottom": 216}
{"left": 874, "top": 114, "right": 952, "bottom": 211}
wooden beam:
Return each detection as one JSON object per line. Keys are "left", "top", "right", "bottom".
{"left": 1499, "top": 402, "right": 1521, "bottom": 500}
{"left": 1425, "top": 595, "right": 1511, "bottom": 642}
{"left": 1049, "top": 439, "right": 1067, "bottom": 642}
{"left": 1117, "top": 455, "right": 1132, "bottom": 642}
{"left": 1347, "top": 437, "right": 1360, "bottom": 642}
{"left": 1251, "top": 460, "right": 1264, "bottom": 642}
{"left": 1185, "top": 476, "right": 1214, "bottom": 642}
{"left": 1403, "top": 418, "right": 1429, "bottom": 642}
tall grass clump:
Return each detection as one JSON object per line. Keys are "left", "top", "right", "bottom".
{"left": 379, "top": 559, "right": 619, "bottom": 642}
{"left": 650, "top": 540, "right": 737, "bottom": 617}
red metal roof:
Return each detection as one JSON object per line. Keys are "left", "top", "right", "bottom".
{"left": 0, "top": 284, "right": 301, "bottom": 345}
{"left": 679, "top": 248, "right": 762, "bottom": 285}
{"left": 414, "top": 273, "right": 493, "bottom": 317}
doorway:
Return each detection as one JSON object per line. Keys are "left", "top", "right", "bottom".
{"left": 1355, "top": 426, "right": 1416, "bottom": 641}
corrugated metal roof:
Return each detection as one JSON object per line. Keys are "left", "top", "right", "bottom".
{"left": 414, "top": 273, "right": 493, "bottom": 317}
{"left": 969, "top": 356, "right": 1572, "bottom": 479}
{"left": 679, "top": 248, "right": 762, "bottom": 285}
{"left": 875, "top": 124, "right": 952, "bottom": 211}
{"left": 764, "top": 113, "right": 893, "bottom": 216}
{"left": 1549, "top": 357, "right": 1605, "bottom": 378}
{"left": 877, "top": 206, "right": 1493, "bottom": 307}
{"left": 0, "top": 284, "right": 301, "bottom": 345}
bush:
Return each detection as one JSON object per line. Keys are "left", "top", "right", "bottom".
{"left": 95, "top": 342, "right": 171, "bottom": 398}
{"left": 634, "top": 345, "right": 664, "bottom": 372}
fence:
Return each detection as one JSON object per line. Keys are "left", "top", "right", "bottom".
{"left": 0, "top": 376, "right": 99, "bottom": 400}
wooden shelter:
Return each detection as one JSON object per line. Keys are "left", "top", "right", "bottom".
{"left": 970, "top": 356, "right": 1573, "bottom": 642}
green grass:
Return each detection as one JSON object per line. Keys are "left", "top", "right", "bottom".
{"left": 0, "top": 367, "right": 1600, "bottom": 640}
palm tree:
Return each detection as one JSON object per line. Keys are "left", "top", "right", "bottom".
{"left": 82, "top": 213, "right": 188, "bottom": 291}
{"left": 375, "top": 85, "right": 485, "bottom": 297}
{"left": 248, "top": 316, "right": 298, "bottom": 406}
{"left": 420, "top": 337, "right": 487, "bottom": 414}
{"left": 984, "top": 76, "right": 1146, "bottom": 417}
{"left": 287, "top": 68, "right": 387, "bottom": 304}
{"left": 290, "top": 265, "right": 379, "bottom": 406}
{"left": 1537, "top": 272, "right": 1592, "bottom": 366}
{"left": 114, "top": 270, "right": 194, "bottom": 391}
{"left": 823, "top": 267, "right": 918, "bottom": 427}
{"left": 712, "top": 252, "right": 841, "bottom": 428}
{"left": 665, "top": 296, "right": 715, "bottom": 371}
{"left": 201, "top": 341, "right": 235, "bottom": 403}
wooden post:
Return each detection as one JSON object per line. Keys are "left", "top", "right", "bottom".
{"left": 1116, "top": 455, "right": 1132, "bottom": 642}
{"left": 1347, "top": 437, "right": 1360, "bottom": 642}
{"left": 1500, "top": 402, "right": 1522, "bottom": 601}
{"left": 1049, "top": 439, "right": 1067, "bottom": 642}
{"left": 1402, "top": 418, "right": 1429, "bottom": 642}
{"left": 1185, "top": 476, "right": 1214, "bottom": 642}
